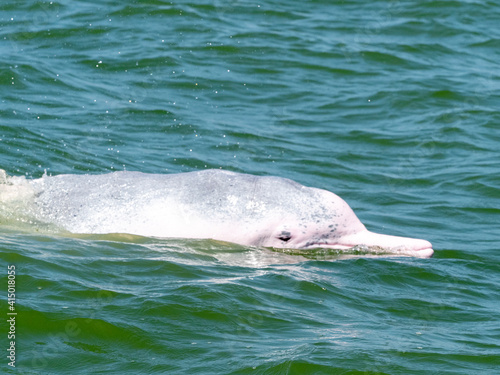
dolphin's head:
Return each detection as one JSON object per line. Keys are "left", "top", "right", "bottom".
{"left": 265, "top": 189, "right": 434, "bottom": 258}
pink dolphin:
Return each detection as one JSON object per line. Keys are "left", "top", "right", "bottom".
{"left": 21, "top": 169, "right": 433, "bottom": 257}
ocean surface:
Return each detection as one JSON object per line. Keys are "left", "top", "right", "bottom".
{"left": 1, "top": 0, "right": 499, "bottom": 373}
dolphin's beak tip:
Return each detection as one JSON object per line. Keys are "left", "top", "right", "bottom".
{"left": 414, "top": 238, "right": 433, "bottom": 257}
{"left": 416, "top": 246, "right": 434, "bottom": 258}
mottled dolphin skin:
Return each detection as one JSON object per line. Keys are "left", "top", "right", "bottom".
{"left": 12, "top": 169, "right": 433, "bottom": 257}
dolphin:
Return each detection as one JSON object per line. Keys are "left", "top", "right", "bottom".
{"left": 1, "top": 169, "right": 433, "bottom": 257}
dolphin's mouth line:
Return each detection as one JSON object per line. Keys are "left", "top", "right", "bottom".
{"left": 301, "top": 242, "right": 359, "bottom": 250}
{"left": 292, "top": 242, "right": 434, "bottom": 258}
{"left": 301, "top": 242, "right": 434, "bottom": 254}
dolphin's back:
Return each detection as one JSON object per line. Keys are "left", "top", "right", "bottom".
{"left": 28, "top": 169, "right": 330, "bottom": 237}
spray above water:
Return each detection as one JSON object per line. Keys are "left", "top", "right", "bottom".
{"left": 0, "top": 170, "right": 42, "bottom": 230}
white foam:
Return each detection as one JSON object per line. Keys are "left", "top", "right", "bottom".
{"left": 0, "top": 170, "right": 35, "bottom": 204}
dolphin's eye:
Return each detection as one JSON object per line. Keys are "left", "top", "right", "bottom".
{"left": 278, "top": 231, "right": 292, "bottom": 242}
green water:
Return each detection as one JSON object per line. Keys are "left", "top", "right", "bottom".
{"left": 1, "top": 0, "right": 499, "bottom": 373}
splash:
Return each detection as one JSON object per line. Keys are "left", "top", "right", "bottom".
{"left": 0, "top": 169, "right": 47, "bottom": 232}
